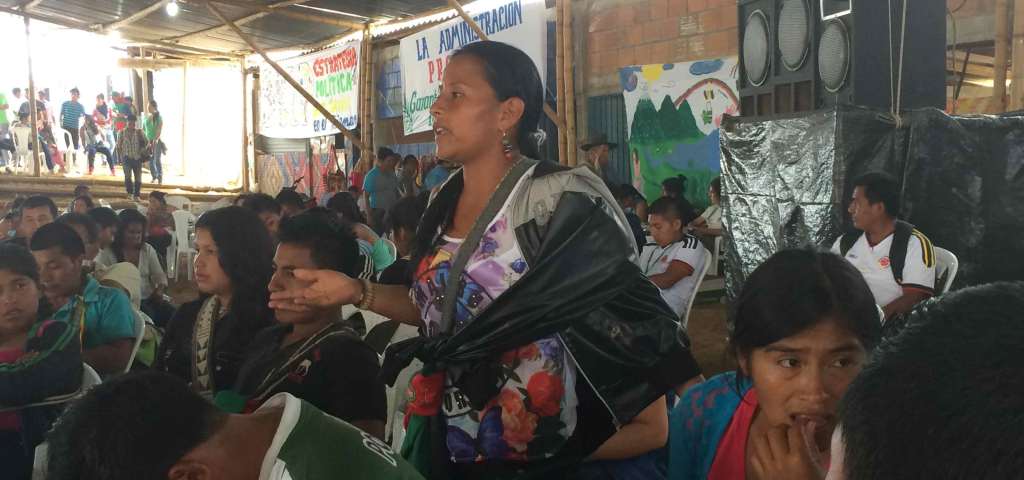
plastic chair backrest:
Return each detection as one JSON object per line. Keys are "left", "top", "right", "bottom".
{"left": 126, "top": 311, "right": 147, "bottom": 372}
{"left": 680, "top": 246, "right": 712, "bottom": 327}
{"left": 706, "top": 236, "right": 723, "bottom": 276}
{"left": 82, "top": 363, "right": 102, "bottom": 389}
{"left": 933, "top": 246, "right": 959, "bottom": 294}
{"left": 55, "top": 128, "right": 73, "bottom": 152}
{"left": 32, "top": 442, "right": 48, "bottom": 480}
{"left": 12, "top": 126, "right": 32, "bottom": 154}
{"left": 165, "top": 195, "right": 192, "bottom": 212}
{"left": 172, "top": 210, "right": 197, "bottom": 253}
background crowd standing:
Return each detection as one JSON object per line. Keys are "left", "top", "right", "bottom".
{"left": 0, "top": 40, "right": 1020, "bottom": 480}
{"left": 0, "top": 87, "right": 167, "bottom": 196}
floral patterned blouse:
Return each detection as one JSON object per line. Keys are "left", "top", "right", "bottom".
{"left": 412, "top": 203, "right": 579, "bottom": 463}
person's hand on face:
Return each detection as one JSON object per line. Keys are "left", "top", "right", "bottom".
{"left": 268, "top": 269, "right": 360, "bottom": 312}
{"left": 750, "top": 420, "right": 828, "bottom": 480}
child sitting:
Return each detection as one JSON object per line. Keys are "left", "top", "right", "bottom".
{"left": 643, "top": 197, "right": 708, "bottom": 324}
{"left": 0, "top": 244, "right": 82, "bottom": 478}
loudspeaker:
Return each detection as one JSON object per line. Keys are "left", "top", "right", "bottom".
{"left": 738, "top": 0, "right": 946, "bottom": 119}
{"left": 739, "top": 0, "right": 820, "bottom": 118}
{"left": 816, "top": 0, "right": 945, "bottom": 111}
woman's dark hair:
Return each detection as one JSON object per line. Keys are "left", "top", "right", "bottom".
{"left": 112, "top": 209, "right": 148, "bottom": 262}
{"left": 278, "top": 209, "right": 360, "bottom": 277}
{"left": 87, "top": 207, "right": 118, "bottom": 230}
{"left": 709, "top": 177, "right": 722, "bottom": 198}
{"left": 57, "top": 213, "right": 99, "bottom": 243}
{"left": 451, "top": 41, "right": 545, "bottom": 160}
{"left": 662, "top": 175, "right": 688, "bottom": 198}
{"left": 411, "top": 41, "right": 545, "bottom": 268}
{"left": 0, "top": 243, "right": 40, "bottom": 284}
{"left": 149, "top": 191, "right": 167, "bottom": 206}
{"left": 730, "top": 248, "right": 881, "bottom": 387}
{"left": 194, "top": 206, "right": 274, "bottom": 331}
{"left": 402, "top": 155, "right": 418, "bottom": 169}
{"left": 73, "top": 195, "right": 94, "bottom": 210}
{"left": 326, "top": 191, "right": 366, "bottom": 224}
{"left": 388, "top": 193, "right": 428, "bottom": 237}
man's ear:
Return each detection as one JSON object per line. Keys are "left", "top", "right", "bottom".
{"left": 167, "top": 460, "right": 211, "bottom": 480}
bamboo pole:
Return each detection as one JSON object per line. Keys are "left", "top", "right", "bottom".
{"left": 1011, "top": 0, "right": 1024, "bottom": 111}
{"left": 562, "top": 0, "right": 578, "bottom": 167}
{"left": 94, "top": 0, "right": 172, "bottom": 33}
{"left": 555, "top": 0, "right": 567, "bottom": 165}
{"left": 180, "top": 63, "right": 188, "bottom": 177}
{"left": 206, "top": 1, "right": 366, "bottom": 152}
{"left": 251, "top": 67, "right": 261, "bottom": 189}
{"left": 241, "top": 60, "right": 251, "bottom": 192}
{"left": 994, "top": 0, "right": 1010, "bottom": 111}
{"left": 24, "top": 16, "right": 40, "bottom": 176}
{"left": 363, "top": 29, "right": 374, "bottom": 165}
{"left": 164, "top": 0, "right": 311, "bottom": 42}
{"left": 209, "top": 0, "right": 366, "bottom": 30}
{"left": 445, "top": 0, "right": 565, "bottom": 131}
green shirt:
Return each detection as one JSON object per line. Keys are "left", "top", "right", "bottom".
{"left": 0, "top": 93, "right": 9, "bottom": 125}
{"left": 257, "top": 393, "right": 424, "bottom": 480}
{"left": 142, "top": 113, "right": 162, "bottom": 141}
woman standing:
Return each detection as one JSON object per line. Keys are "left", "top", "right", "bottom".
{"left": 155, "top": 206, "right": 274, "bottom": 398}
{"left": 399, "top": 154, "right": 420, "bottom": 198}
{"left": 143, "top": 100, "right": 164, "bottom": 185}
{"left": 145, "top": 191, "right": 176, "bottom": 268}
{"left": 271, "top": 41, "right": 700, "bottom": 478}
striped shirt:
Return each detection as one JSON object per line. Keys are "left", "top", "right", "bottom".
{"left": 60, "top": 100, "right": 85, "bottom": 130}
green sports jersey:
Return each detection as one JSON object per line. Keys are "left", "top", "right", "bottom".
{"left": 257, "top": 393, "right": 424, "bottom": 480}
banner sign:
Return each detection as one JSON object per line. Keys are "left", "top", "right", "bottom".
{"left": 399, "top": 0, "right": 546, "bottom": 136}
{"left": 259, "top": 41, "right": 361, "bottom": 138}
{"left": 620, "top": 58, "right": 739, "bottom": 207}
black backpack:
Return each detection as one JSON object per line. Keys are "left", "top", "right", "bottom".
{"left": 838, "top": 220, "right": 934, "bottom": 285}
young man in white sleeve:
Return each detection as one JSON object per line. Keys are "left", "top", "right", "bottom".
{"left": 832, "top": 172, "right": 936, "bottom": 325}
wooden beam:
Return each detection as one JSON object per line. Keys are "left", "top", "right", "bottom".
{"left": 93, "top": 0, "right": 172, "bottom": 33}
{"left": 446, "top": 0, "right": 565, "bottom": 131}
{"left": 17, "top": 0, "right": 44, "bottom": 11}
{"left": 206, "top": 1, "right": 366, "bottom": 152}
{"left": 562, "top": 0, "right": 577, "bottom": 167}
{"left": 23, "top": 16, "right": 40, "bottom": 176}
{"left": 118, "top": 57, "right": 231, "bottom": 69}
{"left": 241, "top": 60, "right": 251, "bottom": 192}
{"left": 210, "top": 0, "right": 366, "bottom": 30}
{"left": 1011, "top": 0, "right": 1024, "bottom": 110}
{"left": 555, "top": 0, "right": 566, "bottom": 165}
{"left": 993, "top": 0, "right": 1011, "bottom": 111}
{"left": 163, "top": 0, "right": 309, "bottom": 42}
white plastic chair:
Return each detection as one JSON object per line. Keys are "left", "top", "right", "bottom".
{"left": 11, "top": 125, "right": 32, "bottom": 170}
{"left": 0, "top": 363, "right": 102, "bottom": 413}
{"left": 125, "top": 311, "right": 147, "bottom": 372}
{"left": 28, "top": 364, "right": 100, "bottom": 479}
{"left": 165, "top": 195, "right": 192, "bottom": 212}
{"left": 166, "top": 227, "right": 179, "bottom": 280}
{"left": 32, "top": 442, "right": 48, "bottom": 480}
{"left": 172, "top": 210, "right": 197, "bottom": 280}
{"left": 705, "top": 236, "right": 723, "bottom": 276}
{"left": 679, "top": 247, "right": 712, "bottom": 328}
{"left": 933, "top": 247, "right": 959, "bottom": 295}
{"left": 55, "top": 127, "right": 76, "bottom": 168}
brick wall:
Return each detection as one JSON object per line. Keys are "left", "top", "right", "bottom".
{"left": 584, "top": 0, "right": 739, "bottom": 95}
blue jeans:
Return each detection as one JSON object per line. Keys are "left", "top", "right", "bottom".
{"left": 86, "top": 144, "right": 113, "bottom": 171}
{"left": 150, "top": 144, "right": 162, "bottom": 182}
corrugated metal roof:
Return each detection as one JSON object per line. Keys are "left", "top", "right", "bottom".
{"left": 0, "top": 0, "right": 450, "bottom": 55}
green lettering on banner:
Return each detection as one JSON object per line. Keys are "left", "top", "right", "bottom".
{"left": 403, "top": 89, "right": 439, "bottom": 133}
{"left": 314, "top": 72, "right": 354, "bottom": 98}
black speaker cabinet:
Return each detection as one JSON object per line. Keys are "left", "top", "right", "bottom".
{"left": 816, "top": 0, "right": 945, "bottom": 111}
{"left": 739, "top": 0, "right": 820, "bottom": 118}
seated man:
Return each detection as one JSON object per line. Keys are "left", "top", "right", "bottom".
{"left": 832, "top": 172, "right": 935, "bottom": 324}
{"left": 45, "top": 372, "right": 424, "bottom": 480}
{"left": 4, "top": 195, "right": 57, "bottom": 248}
{"left": 220, "top": 211, "right": 387, "bottom": 440}
{"left": 86, "top": 206, "right": 118, "bottom": 260}
{"left": 29, "top": 222, "right": 136, "bottom": 375}
{"left": 275, "top": 188, "right": 307, "bottom": 218}
{"left": 242, "top": 193, "right": 283, "bottom": 241}
{"left": 56, "top": 212, "right": 100, "bottom": 272}
{"left": 643, "top": 197, "right": 707, "bottom": 324}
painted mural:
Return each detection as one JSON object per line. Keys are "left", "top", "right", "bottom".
{"left": 620, "top": 58, "right": 739, "bottom": 209}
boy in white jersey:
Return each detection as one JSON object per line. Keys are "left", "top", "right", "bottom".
{"left": 643, "top": 197, "right": 708, "bottom": 325}
{"left": 832, "top": 172, "right": 935, "bottom": 323}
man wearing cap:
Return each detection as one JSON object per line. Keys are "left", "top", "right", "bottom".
{"left": 579, "top": 133, "right": 617, "bottom": 184}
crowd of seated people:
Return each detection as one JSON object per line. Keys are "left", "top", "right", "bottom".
{"left": 0, "top": 141, "right": 1002, "bottom": 480}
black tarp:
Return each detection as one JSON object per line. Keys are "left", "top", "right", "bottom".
{"left": 720, "top": 106, "right": 1024, "bottom": 298}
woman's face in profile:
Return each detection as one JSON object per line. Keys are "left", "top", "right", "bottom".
{"left": 741, "top": 319, "right": 868, "bottom": 450}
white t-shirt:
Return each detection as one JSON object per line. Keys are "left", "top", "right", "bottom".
{"left": 700, "top": 204, "right": 722, "bottom": 229}
{"left": 641, "top": 235, "right": 707, "bottom": 323}
{"left": 832, "top": 231, "right": 936, "bottom": 307}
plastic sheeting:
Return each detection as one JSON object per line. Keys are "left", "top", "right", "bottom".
{"left": 720, "top": 106, "right": 1024, "bottom": 298}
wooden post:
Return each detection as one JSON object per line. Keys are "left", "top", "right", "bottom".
{"left": 23, "top": 16, "right": 40, "bottom": 176}
{"left": 241, "top": 60, "right": 251, "bottom": 192}
{"left": 562, "top": 0, "right": 578, "bottom": 167}
{"left": 180, "top": 63, "right": 188, "bottom": 177}
{"left": 446, "top": 0, "right": 565, "bottom": 131}
{"left": 206, "top": 1, "right": 366, "bottom": 152}
{"left": 362, "top": 29, "right": 374, "bottom": 165}
{"left": 994, "top": 0, "right": 1010, "bottom": 111}
{"left": 140, "top": 48, "right": 150, "bottom": 114}
{"left": 251, "top": 67, "right": 261, "bottom": 190}
{"left": 555, "top": 0, "right": 567, "bottom": 165}
{"left": 1011, "top": 0, "right": 1024, "bottom": 111}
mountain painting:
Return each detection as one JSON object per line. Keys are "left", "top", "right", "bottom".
{"left": 620, "top": 59, "right": 739, "bottom": 209}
